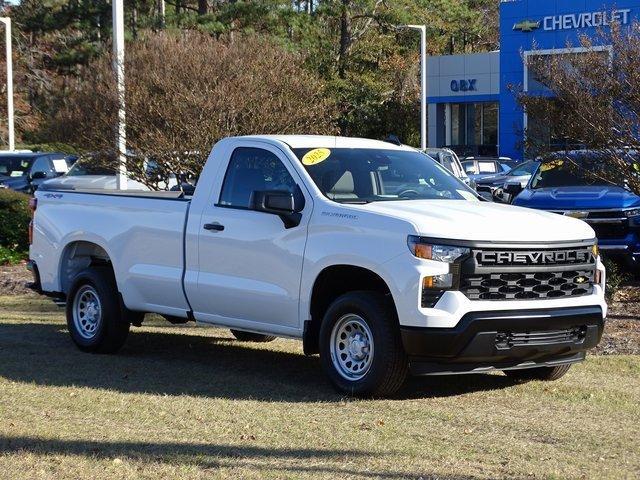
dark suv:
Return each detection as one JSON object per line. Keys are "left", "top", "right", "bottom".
{"left": 0, "top": 152, "right": 77, "bottom": 193}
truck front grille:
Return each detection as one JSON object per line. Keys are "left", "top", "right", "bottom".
{"left": 548, "top": 209, "right": 631, "bottom": 240}
{"left": 495, "top": 327, "right": 587, "bottom": 348}
{"left": 460, "top": 270, "right": 594, "bottom": 300}
{"left": 458, "top": 244, "right": 596, "bottom": 301}
{"left": 591, "top": 222, "right": 629, "bottom": 239}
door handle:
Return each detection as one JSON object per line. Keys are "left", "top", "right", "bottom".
{"left": 203, "top": 222, "right": 225, "bottom": 232}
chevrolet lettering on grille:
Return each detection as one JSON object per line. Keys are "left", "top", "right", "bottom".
{"left": 477, "top": 249, "right": 593, "bottom": 266}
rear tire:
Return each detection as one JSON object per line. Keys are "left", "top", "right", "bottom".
{"left": 230, "top": 329, "right": 276, "bottom": 343}
{"left": 319, "top": 291, "right": 408, "bottom": 398}
{"left": 66, "top": 267, "right": 130, "bottom": 353}
{"left": 504, "top": 364, "right": 572, "bottom": 381}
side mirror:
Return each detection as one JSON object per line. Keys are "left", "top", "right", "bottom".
{"left": 30, "top": 171, "right": 48, "bottom": 180}
{"left": 504, "top": 181, "right": 523, "bottom": 196}
{"left": 252, "top": 189, "right": 305, "bottom": 228}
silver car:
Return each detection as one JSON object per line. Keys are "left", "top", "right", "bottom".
{"left": 424, "top": 148, "right": 474, "bottom": 188}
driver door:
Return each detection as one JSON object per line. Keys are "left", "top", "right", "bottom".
{"left": 190, "top": 145, "right": 311, "bottom": 334}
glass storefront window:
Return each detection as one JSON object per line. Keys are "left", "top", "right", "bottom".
{"left": 483, "top": 103, "right": 498, "bottom": 146}
{"left": 450, "top": 104, "right": 463, "bottom": 146}
{"left": 448, "top": 102, "right": 498, "bottom": 153}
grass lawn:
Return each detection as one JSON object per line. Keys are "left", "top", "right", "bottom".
{"left": 0, "top": 294, "right": 638, "bottom": 479}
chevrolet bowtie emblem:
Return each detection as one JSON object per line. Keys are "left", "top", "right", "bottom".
{"left": 513, "top": 20, "right": 540, "bottom": 32}
{"left": 564, "top": 211, "right": 589, "bottom": 219}
{"left": 575, "top": 276, "right": 588, "bottom": 284}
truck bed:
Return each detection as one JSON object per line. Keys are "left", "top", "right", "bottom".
{"left": 32, "top": 188, "right": 192, "bottom": 317}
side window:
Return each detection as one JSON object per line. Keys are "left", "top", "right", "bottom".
{"left": 442, "top": 154, "right": 461, "bottom": 176}
{"left": 219, "top": 147, "right": 297, "bottom": 209}
{"left": 462, "top": 161, "right": 477, "bottom": 174}
{"left": 31, "top": 156, "right": 53, "bottom": 176}
{"left": 477, "top": 161, "right": 497, "bottom": 173}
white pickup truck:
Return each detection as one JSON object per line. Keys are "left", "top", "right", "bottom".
{"left": 28, "top": 136, "right": 607, "bottom": 397}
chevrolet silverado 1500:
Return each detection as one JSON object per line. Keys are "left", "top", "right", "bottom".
{"left": 28, "top": 136, "right": 607, "bottom": 397}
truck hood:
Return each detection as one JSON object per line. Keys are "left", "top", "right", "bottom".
{"left": 356, "top": 199, "right": 595, "bottom": 242}
{"left": 513, "top": 185, "right": 640, "bottom": 210}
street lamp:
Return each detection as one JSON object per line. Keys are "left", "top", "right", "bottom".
{"left": 399, "top": 24, "right": 427, "bottom": 151}
{"left": 112, "top": 0, "right": 127, "bottom": 189}
{"left": 0, "top": 17, "right": 14, "bottom": 151}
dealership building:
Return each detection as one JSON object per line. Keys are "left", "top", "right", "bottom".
{"left": 427, "top": 0, "right": 640, "bottom": 160}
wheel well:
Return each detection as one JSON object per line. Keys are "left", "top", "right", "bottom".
{"left": 59, "top": 241, "right": 113, "bottom": 295}
{"left": 304, "top": 265, "right": 396, "bottom": 355}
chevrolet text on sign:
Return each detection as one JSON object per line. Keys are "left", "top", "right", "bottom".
{"left": 543, "top": 9, "right": 631, "bottom": 31}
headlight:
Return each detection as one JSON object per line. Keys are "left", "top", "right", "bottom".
{"left": 408, "top": 236, "right": 470, "bottom": 307}
{"left": 624, "top": 208, "right": 640, "bottom": 217}
{"left": 407, "top": 236, "right": 470, "bottom": 263}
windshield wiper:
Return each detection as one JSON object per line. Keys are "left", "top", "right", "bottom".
{"left": 339, "top": 199, "right": 371, "bottom": 204}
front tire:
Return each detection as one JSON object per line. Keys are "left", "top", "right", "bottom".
{"left": 319, "top": 291, "right": 408, "bottom": 398}
{"left": 504, "top": 364, "right": 572, "bottom": 381}
{"left": 66, "top": 267, "right": 130, "bottom": 353}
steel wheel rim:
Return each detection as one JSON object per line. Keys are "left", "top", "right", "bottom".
{"left": 72, "top": 285, "right": 102, "bottom": 340}
{"left": 330, "top": 314, "right": 374, "bottom": 381}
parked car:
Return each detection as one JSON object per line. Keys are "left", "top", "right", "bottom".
{"left": 43, "top": 157, "right": 151, "bottom": 191}
{"left": 475, "top": 160, "right": 539, "bottom": 202}
{"left": 29, "top": 136, "right": 606, "bottom": 397}
{"left": 0, "top": 151, "right": 77, "bottom": 193}
{"left": 509, "top": 150, "right": 640, "bottom": 268}
{"left": 461, "top": 156, "right": 513, "bottom": 183}
{"left": 424, "top": 147, "right": 474, "bottom": 188}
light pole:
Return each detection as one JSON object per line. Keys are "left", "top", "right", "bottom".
{"left": 399, "top": 24, "right": 427, "bottom": 151}
{"left": 158, "top": 0, "right": 165, "bottom": 28}
{"left": 112, "top": 0, "right": 127, "bottom": 189}
{"left": 0, "top": 17, "right": 14, "bottom": 151}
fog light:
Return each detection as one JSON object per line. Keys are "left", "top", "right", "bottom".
{"left": 423, "top": 274, "right": 453, "bottom": 289}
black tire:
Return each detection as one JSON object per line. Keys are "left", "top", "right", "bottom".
{"left": 66, "top": 267, "right": 130, "bottom": 353}
{"left": 319, "top": 291, "right": 408, "bottom": 398}
{"left": 230, "top": 329, "right": 276, "bottom": 343}
{"left": 504, "top": 364, "right": 572, "bottom": 382}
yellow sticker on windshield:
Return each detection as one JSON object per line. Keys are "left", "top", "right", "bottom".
{"left": 302, "top": 148, "right": 331, "bottom": 166}
{"left": 540, "top": 159, "right": 563, "bottom": 172}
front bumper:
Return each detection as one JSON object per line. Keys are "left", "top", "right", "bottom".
{"left": 401, "top": 305, "right": 604, "bottom": 375}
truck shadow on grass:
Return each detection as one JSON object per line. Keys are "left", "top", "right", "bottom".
{"left": 0, "top": 322, "right": 519, "bottom": 402}
{"left": 0, "top": 436, "right": 477, "bottom": 480}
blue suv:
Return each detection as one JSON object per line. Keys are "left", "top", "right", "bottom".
{"left": 508, "top": 151, "right": 640, "bottom": 268}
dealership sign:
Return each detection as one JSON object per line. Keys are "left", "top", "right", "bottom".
{"left": 514, "top": 9, "right": 631, "bottom": 32}
{"left": 450, "top": 79, "right": 477, "bottom": 92}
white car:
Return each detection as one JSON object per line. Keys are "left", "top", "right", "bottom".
{"left": 42, "top": 158, "right": 150, "bottom": 191}
{"left": 28, "top": 135, "right": 606, "bottom": 397}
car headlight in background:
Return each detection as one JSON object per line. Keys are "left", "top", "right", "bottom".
{"left": 408, "top": 236, "right": 470, "bottom": 307}
{"left": 624, "top": 207, "right": 640, "bottom": 217}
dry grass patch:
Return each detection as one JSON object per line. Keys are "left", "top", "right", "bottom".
{"left": 0, "top": 295, "right": 638, "bottom": 479}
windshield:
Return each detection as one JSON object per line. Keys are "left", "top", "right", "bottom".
{"left": 0, "top": 156, "right": 34, "bottom": 177}
{"left": 293, "top": 148, "right": 475, "bottom": 203}
{"left": 530, "top": 154, "right": 624, "bottom": 189}
{"left": 509, "top": 161, "right": 538, "bottom": 176}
